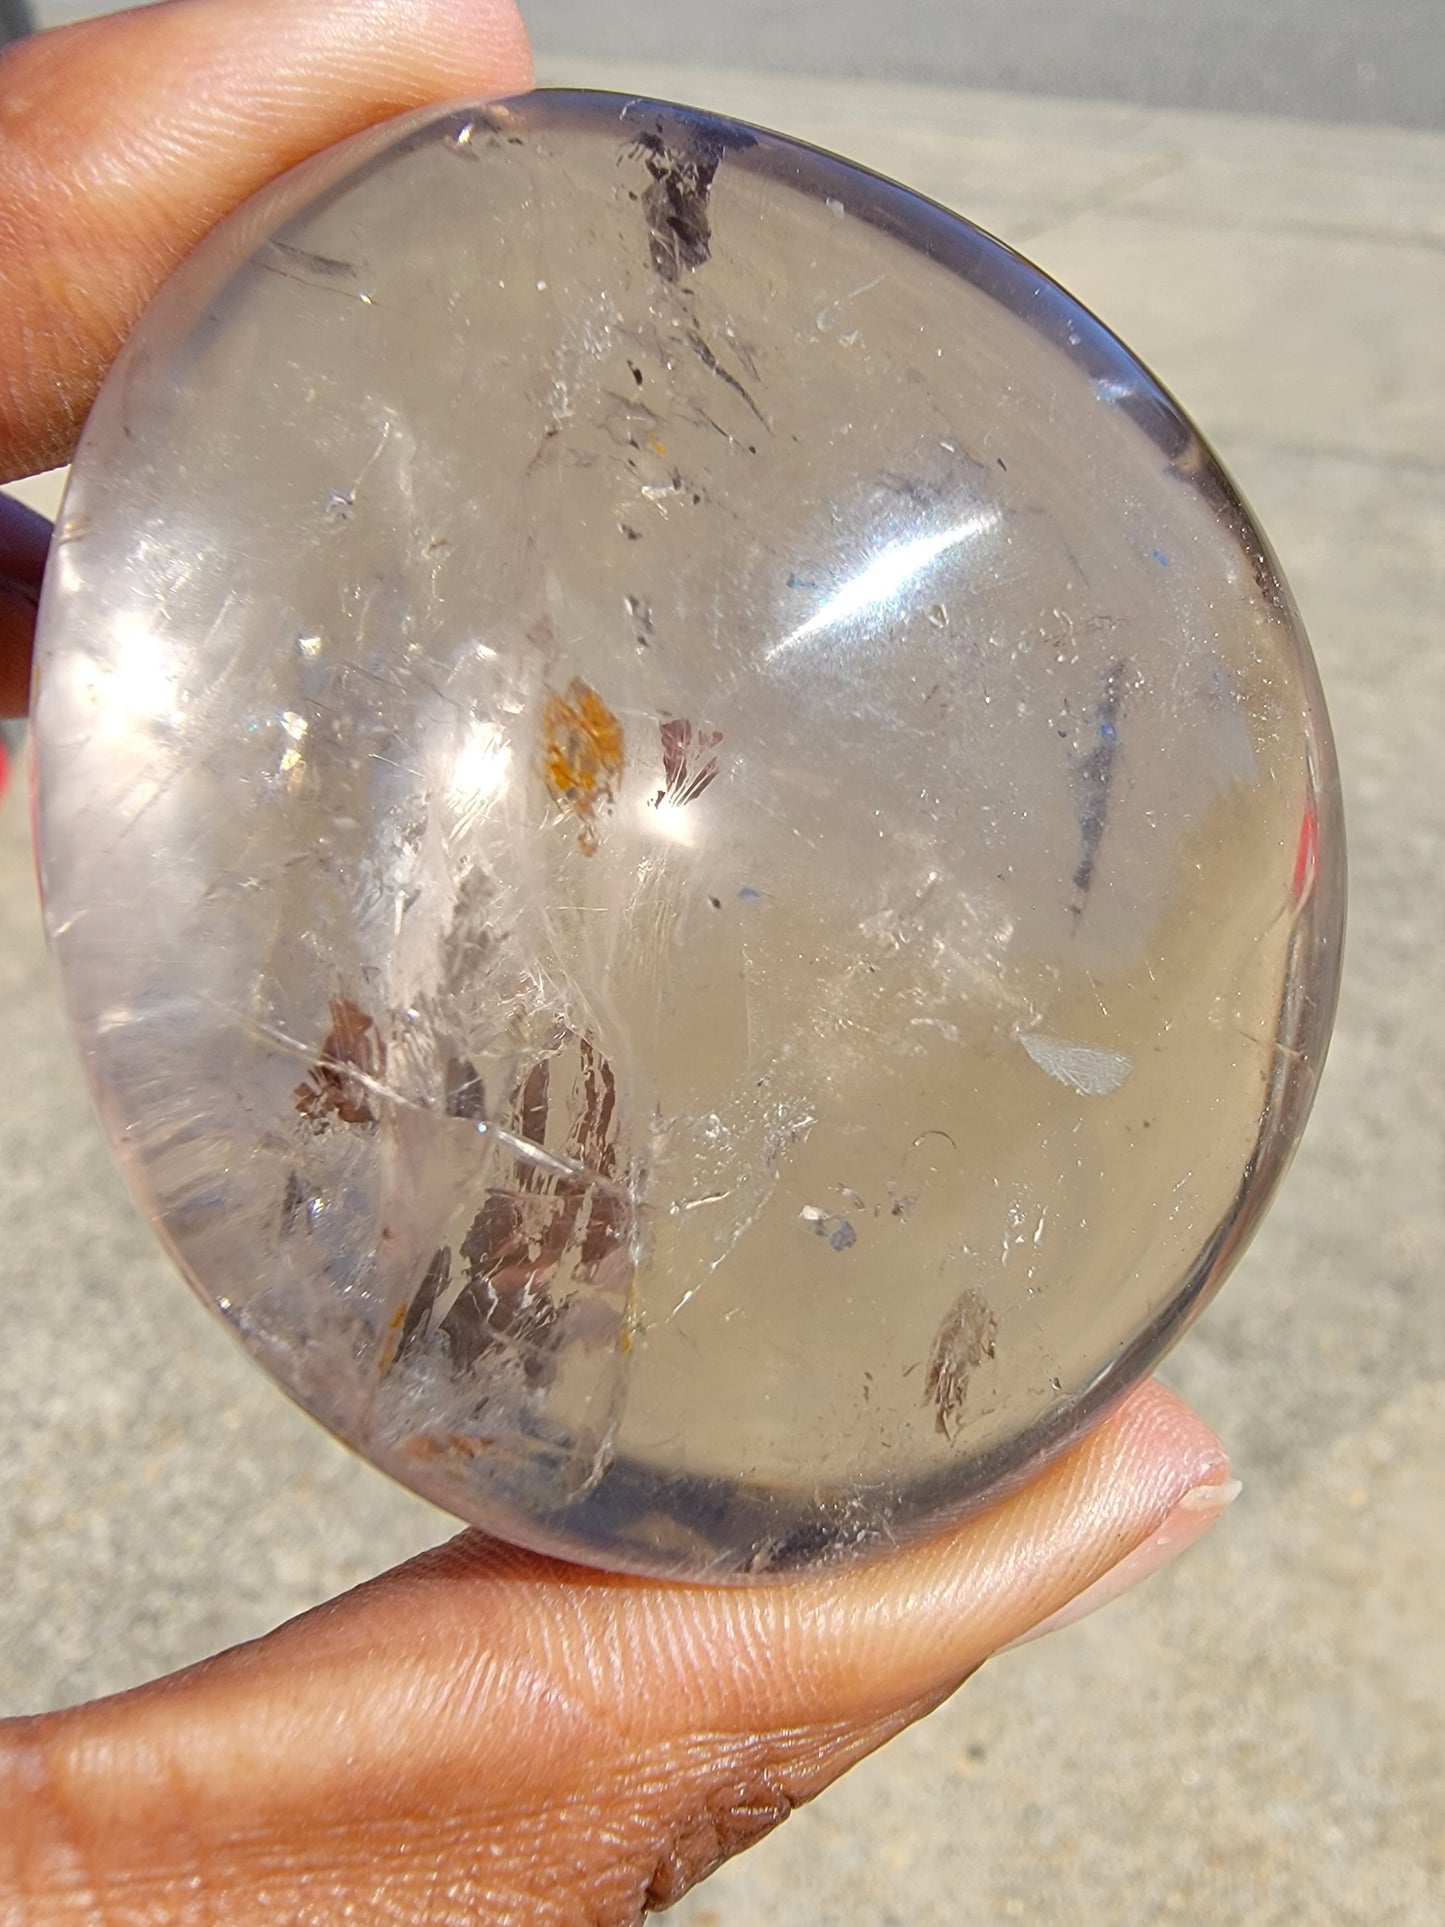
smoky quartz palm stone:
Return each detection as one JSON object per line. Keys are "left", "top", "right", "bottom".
{"left": 32, "top": 92, "right": 1343, "bottom": 1577}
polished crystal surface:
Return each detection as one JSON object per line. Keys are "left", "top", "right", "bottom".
{"left": 31, "top": 91, "right": 1344, "bottom": 1577}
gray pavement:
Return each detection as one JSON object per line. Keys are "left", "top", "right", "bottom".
{"left": 531, "top": 0, "right": 1445, "bottom": 133}
{"left": 3, "top": 40, "right": 1444, "bottom": 1927}
{"left": 26, "top": 0, "right": 1445, "bottom": 131}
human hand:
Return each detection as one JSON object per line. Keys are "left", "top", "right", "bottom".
{"left": 0, "top": 0, "right": 532, "bottom": 713}
{"left": 0, "top": 7, "right": 1238, "bottom": 1919}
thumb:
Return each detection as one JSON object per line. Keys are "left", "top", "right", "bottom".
{"left": 3, "top": 1380, "right": 1232, "bottom": 1924}
{"left": 0, "top": 0, "right": 534, "bottom": 481}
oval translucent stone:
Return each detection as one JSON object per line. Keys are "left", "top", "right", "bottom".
{"left": 31, "top": 92, "right": 1344, "bottom": 1577}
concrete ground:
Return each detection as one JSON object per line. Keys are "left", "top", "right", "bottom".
{"left": 25, "top": 0, "right": 1445, "bottom": 132}
{"left": 3, "top": 35, "right": 1443, "bottom": 1927}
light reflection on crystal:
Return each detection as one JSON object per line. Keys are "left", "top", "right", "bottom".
{"left": 773, "top": 511, "right": 1003, "bottom": 656}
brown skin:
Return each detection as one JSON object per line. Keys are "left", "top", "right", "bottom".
{"left": 0, "top": 8, "right": 1235, "bottom": 1919}
{"left": 0, "top": 490, "right": 46, "bottom": 713}
{"left": 0, "top": 0, "right": 533, "bottom": 711}
{"left": 3, "top": 1381, "right": 1230, "bottom": 1923}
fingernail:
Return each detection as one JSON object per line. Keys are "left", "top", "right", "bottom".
{"left": 0, "top": 572, "right": 39, "bottom": 610}
{"left": 0, "top": 579, "right": 39, "bottom": 721}
{"left": 1002, "top": 1475, "right": 1242, "bottom": 1651}
{"left": 0, "top": 495, "right": 54, "bottom": 591}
